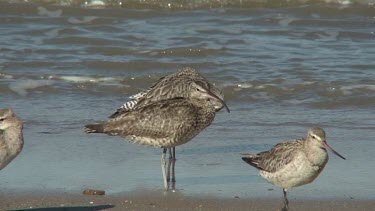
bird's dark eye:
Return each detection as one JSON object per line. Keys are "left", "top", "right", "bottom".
{"left": 312, "top": 135, "right": 317, "bottom": 139}
{"left": 0, "top": 118, "right": 4, "bottom": 122}
{"left": 196, "top": 88, "right": 200, "bottom": 91}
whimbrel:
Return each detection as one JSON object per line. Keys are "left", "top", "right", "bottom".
{"left": 242, "top": 127, "right": 345, "bottom": 211}
{"left": 85, "top": 81, "right": 229, "bottom": 190}
{"left": 109, "top": 67, "right": 226, "bottom": 188}
{"left": 0, "top": 108, "right": 24, "bottom": 171}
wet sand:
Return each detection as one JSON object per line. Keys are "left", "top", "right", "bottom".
{"left": 1, "top": 190, "right": 373, "bottom": 211}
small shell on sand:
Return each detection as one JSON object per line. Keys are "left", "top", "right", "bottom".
{"left": 82, "top": 189, "right": 105, "bottom": 196}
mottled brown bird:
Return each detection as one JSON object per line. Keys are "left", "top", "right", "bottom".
{"left": 109, "top": 67, "right": 226, "bottom": 171}
{"left": 0, "top": 108, "right": 24, "bottom": 171}
{"left": 85, "top": 81, "right": 229, "bottom": 190}
{"left": 242, "top": 127, "right": 345, "bottom": 211}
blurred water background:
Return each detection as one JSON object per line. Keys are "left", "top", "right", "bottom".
{"left": 0, "top": 0, "right": 374, "bottom": 200}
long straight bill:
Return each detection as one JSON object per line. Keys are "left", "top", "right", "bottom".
{"left": 323, "top": 142, "right": 346, "bottom": 160}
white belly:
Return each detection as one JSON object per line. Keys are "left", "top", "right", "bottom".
{"left": 260, "top": 152, "right": 327, "bottom": 189}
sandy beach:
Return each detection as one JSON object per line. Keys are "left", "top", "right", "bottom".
{"left": 1, "top": 190, "right": 374, "bottom": 211}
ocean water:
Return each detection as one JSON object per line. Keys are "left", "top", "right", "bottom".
{"left": 0, "top": 0, "right": 375, "bottom": 201}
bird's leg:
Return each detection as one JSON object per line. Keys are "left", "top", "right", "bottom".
{"left": 167, "top": 147, "right": 176, "bottom": 191}
{"left": 168, "top": 148, "right": 172, "bottom": 159}
{"left": 168, "top": 147, "right": 176, "bottom": 161}
{"left": 167, "top": 148, "right": 172, "bottom": 188}
{"left": 282, "top": 189, "right": 289, "bottom": 211}
{"left": 161, "top": 148, "right": 168, "bottom": 190}
{"left": 172, "top": 147, "right": 176, "bottom": 161}
{"left": 171, "top": 151, "right": 176, "bottom": 191}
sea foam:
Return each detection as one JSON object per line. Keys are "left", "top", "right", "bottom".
{"left": 9, "top": 80, "right": 54, "bottom": 96}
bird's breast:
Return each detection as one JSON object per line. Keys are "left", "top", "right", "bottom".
{"left": 260, "top": 152, "right": 326, "bottom": 189}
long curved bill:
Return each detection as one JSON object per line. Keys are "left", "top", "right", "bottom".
{"left": 208, "top": 90, "right": 230, "bottom": 113}
{"left": 323, "top": 141, "right": 346, "bottom": 160}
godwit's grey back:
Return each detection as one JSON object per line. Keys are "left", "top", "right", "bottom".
{"left": 109, "top": 67, "right": 224, "bottom": 118}
{"left": 242, "top": 139, "right": 305, "bottom": 173}
{"left": 0, "top": 108, "right": 24, "bottom": 170}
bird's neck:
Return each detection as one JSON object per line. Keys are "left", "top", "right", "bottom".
{"left": 304, "top": 140, "right": 329, "bottom": 167}
{"left": 196, "top": 106, "right": 216, "bottom": 127}
{"left": 193, "top": 98, "right": 216, "bottom": 111}
{"left": 2, "top": 125, "right": 24, "bottom": 151}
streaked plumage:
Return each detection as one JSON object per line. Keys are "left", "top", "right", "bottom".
{"left": 0, "top": 108, "right": 24, "bottom": 171}
{"left": 109, "top": 67, "right": 225, "bottom": 119}
{"left": 242, "top": 127, "right": 345, "bottom": 210}
{"left": 85, "top": 81, "right": 229, "bottom": 190}
{"left": 89, "top": 98, "right": 216, "bottom": 148}
{"left": 110, "top": 67, "right": 227, "bottom": 177}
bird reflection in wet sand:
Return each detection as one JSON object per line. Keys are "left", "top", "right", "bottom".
{"left": 107, "top": 67, "right": 226, "bottom": 190}
{"left": 0, "top": 108, "right": 24, "bottom": 172}
{"left": 85, "top": 80, "right": 229, "bottom": 191}
{"left": 242, "top": 127, "right": 345, "bottom": 211}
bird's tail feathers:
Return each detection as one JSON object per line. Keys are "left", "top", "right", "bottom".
{"left": 84, "top": 123, "right": 105, "bottom": 134}
{"left": 241, "top": 154, "right": 261, "bottom": 169}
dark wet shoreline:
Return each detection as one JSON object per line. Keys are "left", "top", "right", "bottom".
{"left": 1, "top": 190, "right": 374, "bottom": 211}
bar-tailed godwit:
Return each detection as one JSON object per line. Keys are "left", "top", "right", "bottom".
{"left": 0, "top": 108, "right": 24, "bottom": 171}
{"left": 242, "top": 127, "right": 345, "bottom": 210}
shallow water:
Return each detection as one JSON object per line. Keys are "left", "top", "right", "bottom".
{"left": 0, "top": 1, "right": 375, "bottom": 200}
